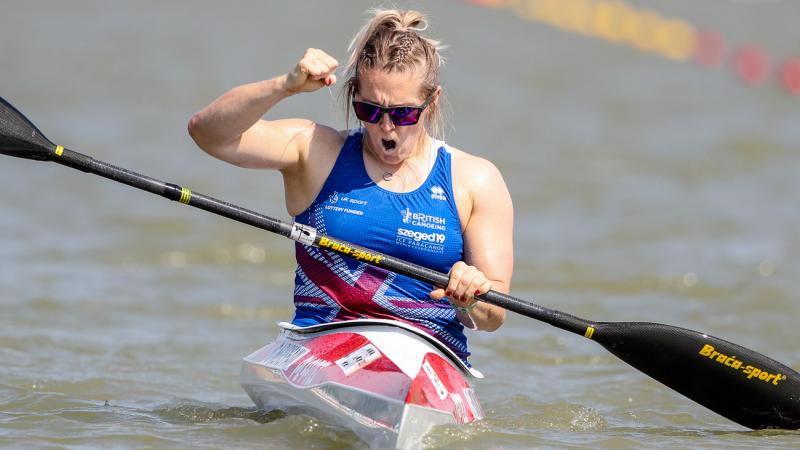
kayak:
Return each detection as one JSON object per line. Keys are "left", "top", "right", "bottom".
{"left": 240, "top": 319, "right": 484, "bottom": 449}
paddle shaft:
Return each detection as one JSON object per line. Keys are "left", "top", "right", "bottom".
{"left": 52, "top": 145, "right": 594, "bottom": 335}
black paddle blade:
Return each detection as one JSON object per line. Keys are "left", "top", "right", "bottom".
{"left": 0, "top": 96, "right": 56, "bottom": 160}
{"left": 591, "top": 322, "right": 800, "bottom": 429}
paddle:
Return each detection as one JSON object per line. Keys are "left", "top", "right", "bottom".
{"left": 2, "top": 96, "right": 799, "bottom": 430}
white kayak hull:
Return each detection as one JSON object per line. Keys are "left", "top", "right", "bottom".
{"left": 240, "top": 319, "right": 484, "bottom": 449}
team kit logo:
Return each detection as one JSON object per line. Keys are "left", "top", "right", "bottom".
{"left": 397, "top": 208, "right": 447, "bottom": 253}
{"left": 430, "top": 186, "right": 446, "bottom": 201}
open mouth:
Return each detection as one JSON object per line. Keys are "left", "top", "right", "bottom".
{"left": 381, "top": 139, "right": 396, "bottom": 151}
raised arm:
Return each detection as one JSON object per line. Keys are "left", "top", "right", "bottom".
{"left": 187, "top": 48, "right": 339, "bottom": 172}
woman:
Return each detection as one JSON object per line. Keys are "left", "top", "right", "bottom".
{"left": 188, "top": 9, "right": 513, "bottom": 363}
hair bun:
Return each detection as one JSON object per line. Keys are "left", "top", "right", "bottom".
{"left": 374, "top": 10, "right": 427, "bottom": 33}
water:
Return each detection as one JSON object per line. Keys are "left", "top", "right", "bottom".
{"left": 2, "top": 0, "right": 800, "bottom": 448}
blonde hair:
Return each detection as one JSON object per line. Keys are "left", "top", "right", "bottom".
{"left": 343, "top": 8, "right": 448, "bottom": 139}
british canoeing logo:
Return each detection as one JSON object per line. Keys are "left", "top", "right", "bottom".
{"left": 400, "top": 208, "right": 447, "bottom": 231}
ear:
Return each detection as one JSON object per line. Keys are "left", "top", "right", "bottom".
{"left": 432, "top": 85, "right": 442, "bottom": 103}
{"left": 348, "top": 76, "right": 359, "bottom": 101}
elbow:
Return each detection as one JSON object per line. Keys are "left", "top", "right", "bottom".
{"left": 188, "top": 112, "right": 239, "bottom": 161}
{"left": 187, "top": 112, "right": 209, "bottom": 150}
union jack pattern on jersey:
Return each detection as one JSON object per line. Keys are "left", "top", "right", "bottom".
{"left": 291, "top": 130, "right": 470, "bottom": 362}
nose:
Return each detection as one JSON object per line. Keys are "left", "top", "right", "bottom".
{"left": 378, "top": 111, "right": 395, "bottom": 132}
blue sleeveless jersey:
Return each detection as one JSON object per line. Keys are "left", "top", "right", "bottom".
{"left": 292, "top": 130, "right": 470, "bottom": 361}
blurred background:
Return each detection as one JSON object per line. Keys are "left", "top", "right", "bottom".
{"left": 1, "top": 1, "right": 799, "bottom": 448}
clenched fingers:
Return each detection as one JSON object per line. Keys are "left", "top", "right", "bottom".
{"left": 286, "top": 48, "right": 339, "bottom": 93}
{"left": 430, "top": 261, "right": 492, "bottom": 306}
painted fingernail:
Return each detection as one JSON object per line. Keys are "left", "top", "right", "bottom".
{"left": 445, "top": 290, "right": 452, "bottom": 296}
{"left": 325, "top": 77, "right": 332, "bottom": 86}
{"left": 474, "top": 289, "right": 481, "bottom": 296}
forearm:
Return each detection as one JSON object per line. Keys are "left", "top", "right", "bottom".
{"left": 188, "top": 75, "right": 292, "bottom": 151}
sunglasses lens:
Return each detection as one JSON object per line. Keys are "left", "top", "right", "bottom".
{"left": 353, "top": 101, "right": 425, "bottom": 126}
{"left": 353, "top": 102, "right": 381, "bottom": 123}
{"left": 389, "top": 107, "right": 421, "bottom": 126}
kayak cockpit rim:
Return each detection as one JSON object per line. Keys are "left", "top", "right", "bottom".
{"left": 275, "top": 318, "right": 484, "bottom": 379}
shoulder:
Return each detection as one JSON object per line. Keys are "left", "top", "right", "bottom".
{"left": 283, "top": 121, "right": 348, "bottom": 171}
{"left": 446, "top": 144, "right": 509, "bottom": 199}
{"left": 293, "top": 120, "right": 346, "bottom": 153}
{"left": 282, "top": 126, "right": 357, "bottom": 216}
{"left": 307, "top": 125, "right": 358, "bottom": 153}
